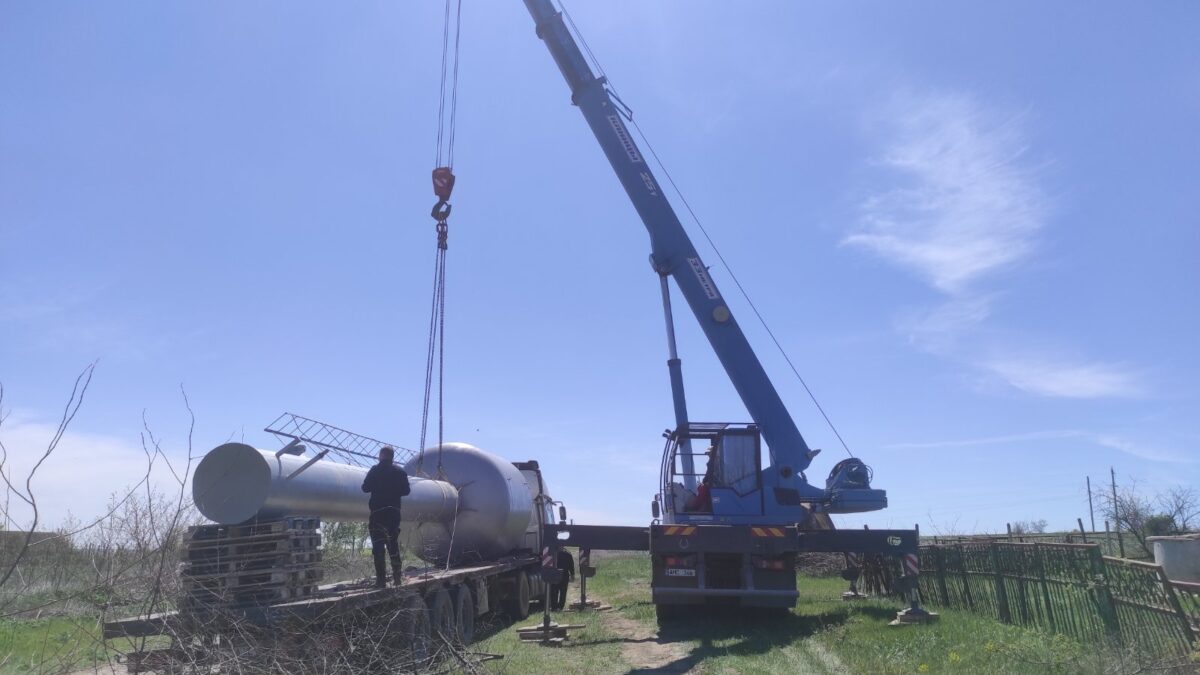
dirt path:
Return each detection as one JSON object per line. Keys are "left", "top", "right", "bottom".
{"left": 599, "top": 608, "right": 694, "bottom": 673}
{"left": 585, "top": 594, "right": 848, "bottom": 674}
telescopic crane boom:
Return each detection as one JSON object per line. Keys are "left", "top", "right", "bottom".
{"left": 522, "top": 0, "right": 885, "bottom": 518}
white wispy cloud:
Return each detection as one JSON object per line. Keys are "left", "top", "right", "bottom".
{"left": 845, "top": 93, "right": 1044, "bottom": 295}
{"left": 897, "top": 294, "right": 995, "bottom": 352}
{"left": 983, "top": 357, "right": 1143, "bottom": 399}
{"left": 848, "top": 91, "right": 1143, "bottom": 399}
{"left": 886, "top": 429, "right": 1191, "bottom": 464}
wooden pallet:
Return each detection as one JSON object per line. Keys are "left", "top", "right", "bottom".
{"left": 185, "top": 534, "right": 321, "bottom": 559}
{"left": 183, "top": 550, "right": 322, "bottom": 576}
{"left": 188, "top": 517, "right": 320, "bottom": 541}
{"left": 180, "top": 516, "right": 322, "bottom": 612}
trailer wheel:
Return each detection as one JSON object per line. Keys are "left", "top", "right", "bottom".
{"left": 453, "top": 585, "right": 476, "bottom": 644}
{"left": 503, "top": 571, "right": 531, "bottom": 620}
{"left": 400, "top": 593, "right": 432, "bottom": 666}
{"left": 427, "top": 588, "right": 455, "bottom": 643}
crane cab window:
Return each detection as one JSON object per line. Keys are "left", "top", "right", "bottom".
{"left": 668, "top": 425, "right": 762, "bottom": 513}
{"left": 715, "top": 431, "right": 760, "bottom": 496}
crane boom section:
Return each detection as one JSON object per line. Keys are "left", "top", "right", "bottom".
{"left": 523, "top": 1, "right": 817, "bottom": 479}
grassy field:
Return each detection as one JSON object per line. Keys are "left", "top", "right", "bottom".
{"left": 0, "top": 553, "right": 1189, "bottom": 673}
{"left": 474, "top": 553, "right": 1182, "bottom": 674}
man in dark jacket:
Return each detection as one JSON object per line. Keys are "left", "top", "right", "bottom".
{"left": 361, "top": 446, "right": 410, "bottom": 588}
{"left": 552, "top": 549, "right": 575, "bottom": 610}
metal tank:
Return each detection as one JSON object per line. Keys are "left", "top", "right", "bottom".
{"left": 399, "top": 442, "right": 536, "bottom": 564}
{"left": 192, "top": 441, "right": 539, "bottom": 565}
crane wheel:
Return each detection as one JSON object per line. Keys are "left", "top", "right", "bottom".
{"left": 453, "top": 584, "right": 476, "bottom": 645}
{"left": 655, "top": 602, "right": 686, "bottom": 624}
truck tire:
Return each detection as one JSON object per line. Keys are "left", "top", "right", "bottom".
{"left": 400, "top": 593, "right": 432, "bottom": 665}
{"left": 453, "top": 585, "right": 476, "bottom": 645}
{"left": 427, "top": 588, "right": 455, "bottom": 642}
{"left": 503, "top": 571, "right": 531, "bottom": 620}
{"left": 655, "top": 602, "right": 685, "bottom": 624}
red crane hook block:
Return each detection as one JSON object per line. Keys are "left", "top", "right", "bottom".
{"left": 432, "top": 167, "right": 456, "bottom": 202}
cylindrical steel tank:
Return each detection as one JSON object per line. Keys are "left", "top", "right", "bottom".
{"left": 192, "top": 443, "right": 459, "bottom": 525}
{"left": 192, "top": 441, "right": 538, "bottom": 565}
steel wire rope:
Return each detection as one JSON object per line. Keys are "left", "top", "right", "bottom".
{"left": 424, "top": 0, "right": 464, "bottom": 569}
{"left": 559, "top": 0, "right": 856, "bottom": 458}
{"left": 415, "top": 245, "right": 443, "bottom": 475}
{"left": 446, "top": 0, "right": 464, "bottom": 168}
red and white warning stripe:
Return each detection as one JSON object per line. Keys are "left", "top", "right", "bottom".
{"left": 542, "top": 547, "right": 554, "bottom": 569}
{"left": 902, "top": 553, "right": 919, "bottom": 576}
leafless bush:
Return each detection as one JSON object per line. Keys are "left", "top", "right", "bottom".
{"left": 0, "top": 369, "right": 489, "bottom": 673}
{"left": 1104, "top": 480, "right": 1199, "bottom": 558}
{"left": 1011, "top": 519, "right": 1049, "bottom": 535}
{"left": 795, "top": 552, "right": 845, "bottom": 577}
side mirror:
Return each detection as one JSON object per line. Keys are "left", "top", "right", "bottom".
{"left": 651, "top": 499, "right": 661, "bottom": 519}
{"left": 558, "top": 505, "right": 567, "bottom": 523}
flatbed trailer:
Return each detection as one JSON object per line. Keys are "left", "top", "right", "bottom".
{"left": 104, "top": 554, "right": 549, "bottom": 672}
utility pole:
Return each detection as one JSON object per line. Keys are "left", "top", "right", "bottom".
{"left": 1087, "top": 476, "right": 1096, "bottom": 532}
{"left": 1110, "top": 467, "right": 1125, "bottom": 558}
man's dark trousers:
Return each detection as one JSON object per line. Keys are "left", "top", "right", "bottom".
{"left": 552, "top": 578, "right": 569, "bottom": 610}
{"left": 369, "top": 507, "right": 402, "bottom": 586}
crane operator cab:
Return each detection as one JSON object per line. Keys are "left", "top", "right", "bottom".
{"left": 658, "top": 423, "right": 886, "bottom": 526}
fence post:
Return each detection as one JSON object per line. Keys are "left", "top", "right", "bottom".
{"left": 990, "top": 543, "right": 1011, "bottom": 623}
{"left": 959, "top": 544, "right": 974, "bottom": 610}
{"left": 1088, "top": 546, "right": 1121, "bottom": 642}
{"left": 934, "top": 547, "right": 950, "bottom": 606}
{"left": 1035, "top": 543, "right": 1056, "bottom": 633}
{"left": 1155, "top": 566, "right": 1197, "bottom": 646}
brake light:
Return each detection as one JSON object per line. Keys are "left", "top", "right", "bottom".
{"left": 752, "top": 555, "right": 787, "bottom": 571}
{"left": 663, "top": 554, "right": 697, "bottom": 568}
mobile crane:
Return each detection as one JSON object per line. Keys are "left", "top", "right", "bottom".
{"left": 523, "top": 0, "right": 927, "bottom": 620}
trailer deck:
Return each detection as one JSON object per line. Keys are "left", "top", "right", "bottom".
{"left": 104, "top": 555, "right": 538, "bottom": 640}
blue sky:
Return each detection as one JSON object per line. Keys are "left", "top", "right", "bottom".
{"left": 2, "top": 1, "right": 1197, "bottom": 535}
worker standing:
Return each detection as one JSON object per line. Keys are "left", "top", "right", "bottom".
{"left": 552, "top": 549, "right": 576, "bottom": 610}
{"left": 361, "top": 446, "right": 411, "bottom": 588}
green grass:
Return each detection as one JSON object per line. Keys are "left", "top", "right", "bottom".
{"left": 4, "top": 554, "right": 1186, "bottom": 673}
{"left": 0, "top": 617, "right": 160, "bottom": 674}
{"left": 0, "top": 617, "right": 107, "bottom": 673}
{"left": 474, "top": 553, "right": 1160, "bottom": 674}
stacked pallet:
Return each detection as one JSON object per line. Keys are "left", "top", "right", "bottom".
{"left": 181, "top": 516, "right": 323, "bottom": 610}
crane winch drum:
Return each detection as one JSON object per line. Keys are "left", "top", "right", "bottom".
{"left": 192, "top": 441, "right": 540, "bottom": 564}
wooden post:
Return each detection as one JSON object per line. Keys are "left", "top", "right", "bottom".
{"left": 1156, "top": 566, "right": 1197, "bottom": 645}
{"left": 1034, "top": 544, "right": 1055, "bottom": 633}
{"left": 959, "top": 544, "right": 974, "bottom": 610}
{"left": 1111, "top": 467, "right": 1125, "bottom": 558}
{"left": 990, "top": 543, "right": 1011, "bottom": 623}
{"left": 1087, "top": 476, "right": 1096, "bottom": 532}
{"left": 1088, "top": 546, "right": 1121, "bottom": 641}
{"left": 1006, "top": 522, "right": 1013, "bottom": 542}
{"left": 934, "top": 547, "right": 949, "bottom": 606}
{"left": 1077, "top": 517, "right": 1088, "bottom": 544}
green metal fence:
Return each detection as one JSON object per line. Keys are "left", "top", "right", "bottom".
{"left": 917, "top": 542, "right": 1197, "bottom": 656}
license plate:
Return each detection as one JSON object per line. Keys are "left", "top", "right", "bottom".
{"left": 665, "top": 568, "right": 696, "bottom": 577}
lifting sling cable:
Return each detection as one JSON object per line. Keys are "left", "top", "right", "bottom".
{"left": 418, "top": 0, "right": 464, "bottom": 480}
